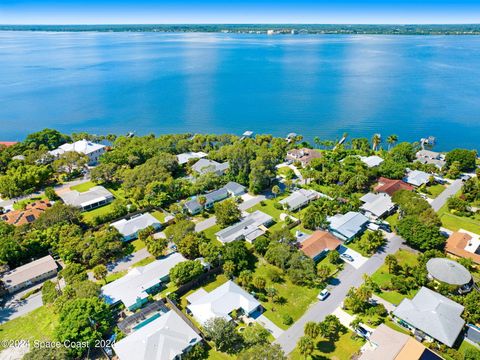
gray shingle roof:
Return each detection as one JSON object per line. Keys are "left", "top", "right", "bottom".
{"left": 279, "top": 189, "right": 320, "bottom": 210}
{"left": 360, "top": 192, "right": 395, "bottom": 218}
{"left": 216, "top": 210, "right": 273, "bottom": 243}
{"left": 393, "top": 287, "right": 465, "bottom": 347}
{"left": 111, "top": 213, "right": 161, "bottom": 238}
{"left": 327, "top": 211, "right": 369, "bottom": 240}
{"left": 223, "top": 181, "right": 246, "bottom": 196}
{"left": 59, "top": 186, "right": 114, "bottom": 208}
{"left": 191, "top": 159, "right": 229, "bottom": 175}
{"left": 1, "top": 255, "right": 57, "bottom": 291}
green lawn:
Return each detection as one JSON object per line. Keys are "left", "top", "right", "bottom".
{"left": 252, "top": 261, "right": 319, "bottom": 330}
{"left": 277, "top": 166, "right": 296, "bottom": 179}
{"left": 384, "top": 318, "right": 411, "bottom": 335}
{"left": 346, "top": 231, "right": 373, "bottom": 257}
{"left": 436, "top": 193, "right": 480, "bottom": 233}
{"left": 12, "top": 195, "right": 49, "bottom": 210}
{"left": 179, "top": 274, "right": 229, "bottom": 310}
{"left": 132, "top": 256, "right": 156, "bottom": 268}
{"left": 151, "top": 210, "right": 166, "bottom": 223}
{"left": 201, "top": 224, "right": 223, "bottom": 242}
{"left": 207, "top": 349, "right": 236, "bottom": 360}
{"left": 423, "top": 184, "right": 446, "bottom": 199}
{"left": 371, "top": 249, "right": 419, "bottom": 306}
{"left": 131, "top": 239, "right": 146, "bottom": 252}
{"left": 385, "top": 213, "right": 399, "bottom": 229}
{"left": 289, "top": 330, "right": 365, "bottom": 360}
{"left": 246, "top": 197, "right": 286, "bottom": 221}
{"left": 0, "top": 305, "right": 58, "bottom": 348}
{"left": 70, "top": 180, "right": 96, "bottom": 192}
{"left": 105, "top": 270, "right": 127, "bottom": 284}
{"left": 82, "top": 203, "right": 116, "bottom": 223}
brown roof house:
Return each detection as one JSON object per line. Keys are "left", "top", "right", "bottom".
{"left": 286, "top": 148, "right": 321, "bottom": 167}
{"left": 300, "top": 230, "right": 342, "bottom": 261}
{"left": 374, "top": 177, "right": 414, "bottom": 197}
{"left": 1, "top": 255, "right": 58, "bottom": 294}
{"left": 445, "top": 230, "right": 480, "bottom": 265}
{"left": 1, "top": 200, "right": 52, "bottom": 226}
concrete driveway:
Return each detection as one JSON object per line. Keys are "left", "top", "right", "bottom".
{"left": 0, "top": 285, "right": 44, "bottom": 324}
{"left": 255, "top": 314, "right": 284, "bottom": 339}
{"left": 431, "top": 179, "right": 463, "bottom": 212}
{"left": 339, "top": 245, "right": 369, "bottom": 269}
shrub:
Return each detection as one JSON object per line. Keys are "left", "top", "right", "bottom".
{"left": 282, "top": 314, "right": 293, "bottom": 325}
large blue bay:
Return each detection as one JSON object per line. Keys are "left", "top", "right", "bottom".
{"left": 0, "top": 32, "right": 479, "bottom": 151}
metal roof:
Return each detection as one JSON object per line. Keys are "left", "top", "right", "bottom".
{"left": 426, "top": 258, "right": 472, "bottom": 285}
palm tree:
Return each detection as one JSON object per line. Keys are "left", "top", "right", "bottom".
{"left": 271, "top": 185, "right": 280, "bottom": 198}
{"left": 372, "top": 134, "right": 381, "bottom": 151}
{"left": 198, "top": 195, "right": 207, "bottom": 209}
{"left": 297, "top": 336, "right": 314, "bottom": 359}
{"left": 386, "top": 134, "right": 398, "bottom": 150}
{"left": 385, "top": 254, "right": 398, "bottom": 274}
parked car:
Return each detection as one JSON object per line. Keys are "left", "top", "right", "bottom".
{"left": 460, "top": 174, "right": 471, "bottom": 182}
{"left": 367, "top": 223, "right": 380, "bottom": 231}
{"left": 379, "top": 223, "right": 392, "bottom": 233}
{"left": 355, "top": 325, "right": 372, "bottom": 339}
{"left": 317, "top": 289, "right": 330, "bottom": 301}
{"left": 340, "top": 253, "right": 354, "bottom": 262}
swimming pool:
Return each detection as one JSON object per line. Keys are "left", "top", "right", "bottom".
{"left": 133, "top": 313, "right": 162, "bottom": 331}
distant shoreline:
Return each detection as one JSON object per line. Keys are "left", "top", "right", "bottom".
{"left": 1, "top": 24, "right": 480, "bottom": 35}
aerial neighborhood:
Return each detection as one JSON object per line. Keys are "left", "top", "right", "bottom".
{"left": 0, "top": 129, "right": 479, "bottom": 360}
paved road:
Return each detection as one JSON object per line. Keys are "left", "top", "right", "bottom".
{"left": 275, "top": 233, "right": 403, "bottom": 354}
{"left": 430, "top": 179, "right": 463, "bottom": 212}
{"left": 106, "top": 248, "right": 151, "bottom": 273}
{"left": 194, "top": 194, "right": 266, "bottom": 232}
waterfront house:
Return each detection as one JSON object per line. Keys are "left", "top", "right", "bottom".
{"left": 300, "top": 230, "right": 342, "bottom": 261}
{"left": 286, "top": 148, "right": 321, "bottom": 167}
{"left": 360, "top": 192, "right": 395, "bottom": 219}
{"left": 49, "top": 139, "right": 106, "bottom": 165}
{"left": 186, "top": 280, "right": 261, "bottom": 325}
{"left": 101, "top": 252, "right": 186, "bottom": 311}
{"left": 392, "top": 287, "right": 465, "bottom": 347}
{"left": 279, "top": 189, "right": 320, "bottom": 211}
{"left": 415, "top": 150, "right": 446, "bottom": 169}
{"left": 110, "top": 213, "right": 161, "bottom": 242}
{"left": 113, "top": 310, "right": 201, "bottom": 360}
{"left": 403, "top": 170, "right": 431, "bottom": 187}
{"left": 1, "top": 200, "right": 52, "bottom": 226}
{"left": 327, "top": 211, "right": 369, "bottom": 242}
{"left": 191, "top": 158, "right": 229, "bottom": 176}
{"left": 176, "top": 151, "right": 208, "bottom": 165}
{"left": 1, "top": 255, "right": 58, "bottom": 294}
{"left": 359, "top": 155, "right": 384, "bottom": 168}
{"left": 374, "top": 177, "right": 414, "bottom": 196}
{"left": 58, "top": 186, "right": 114, "bottom": 211}
{"left": 216, "top": 210, "right": 273, "bottom": 244}
{"left": 445, "top": 230, "right": 480, "bottom": 264}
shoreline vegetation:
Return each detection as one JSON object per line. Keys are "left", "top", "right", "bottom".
{"left": 1, "top": 24, "right": 480, "bottom": 35}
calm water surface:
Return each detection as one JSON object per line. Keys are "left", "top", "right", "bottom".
{"left": 0, "top": 32, "right": 479, "bottom": 150}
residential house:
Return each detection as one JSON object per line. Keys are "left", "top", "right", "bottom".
{"left": 223, "top": 181, "right": 246, "bottom": 197}
{"left": 58, "top": 186, "right": 114, "bottom": 211}
{"left": 191, "top": 159, "right": 229, "bottom": 176}
{"left": 111, "top": 213, "right": 162, "bottom": 242}
{"left": 359, "top": 155, "right": 384, "bottom": 168}
{"left": 392, "top": 287, "right": 465, "bottom": 347}
{"left": 327, "top": 211, "right": 369, "bottom": 242}
{"left": 416, "top": 150, "right": 446, "bottom": 169}
{"left": 286, "top": 148, "right": 321, "bottom": 167}
{"left": 113, "top": 311, "right": 201, "bottom": 360}
{"left": 426, "top": 258, "right": 473, "bottom": 293}
{"left": 360, "top": 193, "right": 395, "bottom": 219}
{"left": 1, "top": 200, "right": 52, "bottom": 226}
{"left": 279, "top": 189, "right": 320, "bottom": 211}
{"left": 0, "top": 141, "right": 17, "bottom": 147}
{"left": 49, "top": 139, "right": 106, "bottom": 165}
{"left": 186, "top": 280, "right": 261, "bottom": 325}
{"left": 184, "top": 188, "right": 229, "bottom": 215}
{"left": 101, "top": 253, "right": 186, "bottom": 311}
{"left": 176, "top": 151, "right": 208, "bottom": 165}
{"left": 374, "top": 177, "right": 414, "bottom": 196}
{"left": 1, "top": 255, "right": 58, "bottom": 294}
{"left": 216, "top": 210, "right": 273, "bottom": 244}
{"left": 300, "top": 231, "right": 342, "bottom": 261}
{"left": 403, "top": 170, "right": 431, "bottom": 187}
{"left": 445, "top": 230, "right": 480, "bottom": 264}
{"left": 359, "top": 324, "right": 442, "bottom": 360}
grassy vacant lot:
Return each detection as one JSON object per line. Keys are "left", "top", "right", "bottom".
{"left": 371, "top": 249, "right": 419, "bottom": 305}
{"left": 252, "top": 261, "right": 319, "bottom": 330}
{"left": 0, "top": 305, "right": 58, "bottom": 348}
{"left": 70, "top": 180, "right": 96, "bottom": 192}
{"left": 437, "top": 203, "right": 480, "bottom": 233}
{"left": 289, "top": 330, "right": 365, "bottom": 360}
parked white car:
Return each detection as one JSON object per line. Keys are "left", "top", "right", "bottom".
{"left": 317, "top": 289, "right": 330, "bottom": 301}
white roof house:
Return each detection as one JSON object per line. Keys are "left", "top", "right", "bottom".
{"left": 359, "top": 155, "right": 384, "bottom": 168}
{"left": 360, "top": 192, "right": 395, "bottom": 219}
{"left": 191, "top": 159, "right": 229, "bottom": 176}
{"left": 393, "top": 287, "right": 465, "bottom": 347}
{"left": 101, "top": 253, "right": 186, "bottom": 310}
{"left": 111, "top": 213, "right": 161, "bottom": 241}
{"left": 327, "top": 211, "right": 369, "bottom": 241}
{"left": 403, "top": 170, "right": 431, "bottom": 187}
{"left": 49, "top": 139, "right": 106, "bottom": 165}
{"left": 216, "top": 210, "right": 273, "bottom": 244}
{"left": 187, "top": 280, "right": 261, "bottom": 325}
{"left": 279, "top": 189, "right": 320, "bottom": 211}
{"left": 176, "top": 152, "right": 208, "bottom": 165}
{"left": 113, "top": 311, "right": 201, "bottom": 360}
{"left": 59, "top": 186, "right": 114, "bottom": 211}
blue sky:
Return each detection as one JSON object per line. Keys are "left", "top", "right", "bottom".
{"left": 1, "top": 0, "right": 479, "bottom": 25}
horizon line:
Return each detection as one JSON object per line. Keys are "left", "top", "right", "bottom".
{"left": 2, "top": 23, "right": 480, "bottom": 26}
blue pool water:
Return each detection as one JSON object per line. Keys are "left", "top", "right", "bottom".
{"left": 0, "top": 32, "right": 479, "bottom": 150}
{"left": 133, "top": 313, "right": 162, "bottom": 330}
